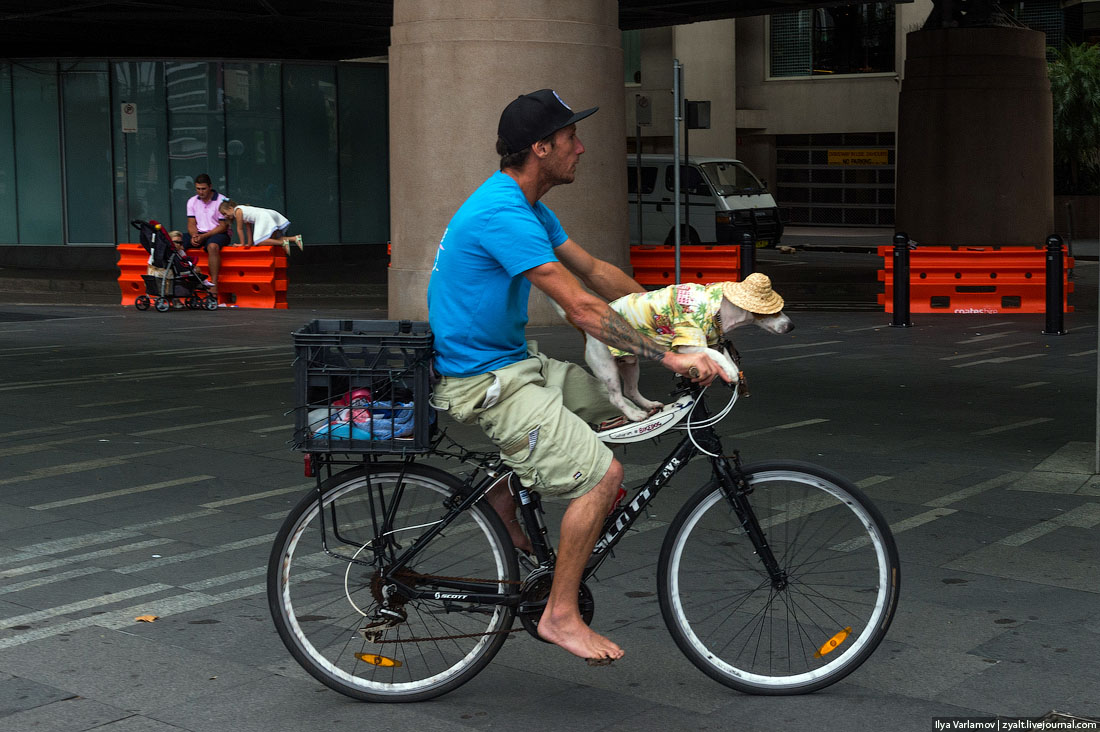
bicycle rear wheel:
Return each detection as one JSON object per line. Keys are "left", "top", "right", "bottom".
{"left": 267, "top": 463, "right": 519, "bottom": 702}
{"left": 658, "top": 460, "right": 899, "bottom": 694}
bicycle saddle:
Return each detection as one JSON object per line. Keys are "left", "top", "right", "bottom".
{"left": 595, "top": 393, "right": 696, "bottom": 444}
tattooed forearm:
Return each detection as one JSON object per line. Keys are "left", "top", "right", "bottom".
{"left": 592, "top": 309, "right": 668, "bottom": 362}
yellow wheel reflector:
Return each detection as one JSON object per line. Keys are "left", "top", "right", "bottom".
{"left": 355, "top": 652, "right": 402, "bottom": 668}
{"left": 814, "top": 627, "right": 852, "bottom": 658}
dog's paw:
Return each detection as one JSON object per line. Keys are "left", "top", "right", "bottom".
{"left": 621, "top": 405, "right": 651, "bottom": 422}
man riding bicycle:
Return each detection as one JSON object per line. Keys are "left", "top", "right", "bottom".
{"left": 426, "top": 89, "right": 727, "bottom": 665}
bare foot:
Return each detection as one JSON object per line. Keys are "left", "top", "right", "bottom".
{"left": 537, "top": 613, "right": 624, "bottom": 663}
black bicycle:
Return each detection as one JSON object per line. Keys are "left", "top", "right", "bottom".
{"left": 268, "top": 350, "right": 901, "bottom": 703}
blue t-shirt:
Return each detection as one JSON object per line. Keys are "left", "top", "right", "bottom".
{"left": 427, "top": 171, "right": 568, "bottom": 377}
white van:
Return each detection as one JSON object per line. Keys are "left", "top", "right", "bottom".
{"left": 627, "top": 155, "right": 783, "bottom": 247}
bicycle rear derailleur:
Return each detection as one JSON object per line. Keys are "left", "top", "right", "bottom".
{"left": 516, "top": 567, "right": 595, "bottom": 642}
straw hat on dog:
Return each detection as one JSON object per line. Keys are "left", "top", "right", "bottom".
{"left": 722, "top": 273, "right": 784, "bottom": 314}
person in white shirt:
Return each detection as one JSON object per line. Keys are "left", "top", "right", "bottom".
{"left": 183, "top": 174, "right": 230, "bottom": 297}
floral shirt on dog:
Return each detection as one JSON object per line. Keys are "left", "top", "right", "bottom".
{"left": 608, "top": 283, "right": 725, "bottom": 356}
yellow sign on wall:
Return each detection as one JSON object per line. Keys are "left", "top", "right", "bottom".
{"left": 828, "top": 149, "right": 889, "bottom": 166}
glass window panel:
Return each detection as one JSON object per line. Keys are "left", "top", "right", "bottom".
{"left": 166, "top": 61, "right": 226, "bottom": 229}
{"left": 338, "top": 64, "right": 388, "bottom": 244}
{"left": 623, "top": 30, "right": 642, "bottom": 84}
{"left": 13, "top": 62, "right": 62, "bottom": 245}
{"left": 770, "top": 4, "right": 894, "bottom": 78}
{"left": 284, "top": 64, "right": 339, "bottom": 242}
{"left": 812, "top": 4, "right": 895, "bottom": 75}
{"left": 0, "top": 64, "right": 16, "bottom": 244}
{"left": 225, "top": 62, "right": 284, "bottom": 212}
{"left": 63, "top": 64, "right": 114, "bottom": 244}
{"left": 770, "top": 11, "right": 812, "bottom": 77}
{"left": 112, "top": 61, "right": 170, "bottom": 236}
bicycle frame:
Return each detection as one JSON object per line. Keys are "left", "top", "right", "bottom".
{"left": 307, "top": 383, "right": 787, "bottom": 609}
{"left": 580, "top": 391, "right": 784, "bottom": 586}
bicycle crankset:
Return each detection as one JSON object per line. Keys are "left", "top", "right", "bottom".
{"left": 516, "top": 567, "right": 595, "bottom": 642}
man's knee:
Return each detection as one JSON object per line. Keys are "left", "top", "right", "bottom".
{"left": 592, "top": 460, "right": 623, "bottom": 503}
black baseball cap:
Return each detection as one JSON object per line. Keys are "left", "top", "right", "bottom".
{"left": 497, "top": 89, "right": 598, "bottom": 155}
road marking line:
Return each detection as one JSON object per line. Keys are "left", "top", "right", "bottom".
{"left": 774, "top": 351, "right": 840, "bottom": 362}
{"left": 0, "top": 567, "right": 106, "bottom": 596}
{"left": 1070, "top": 350, "right": 1098, "bottom": 357}
{"left": 832, "top": 508, "right": 957, "bottom": 551}
{"left": 998, "top": 503, "right": 1100, "bottom": 546}
{"left": 952, "top": 354, "right": 1046, "bottom": 368}
{"left": 200, "top": 483, "right": 310, "bottom": 508}
{"left": 856, "top": 475, "right": 893, "bottom": 488}
{"left": 0, "top": 425, "right": 67, "bottom": 439}
{"left": 923, "top": 472, "right": 1023, "bottom": 508}
{"left": 30, "top": 475, "right": 215, "bottom": 510}
{"left": 974, "top": 418, "right": 1053, "bottom": 436}
{"left": 0, "top": 344, "right": 65, "bottom": 354}
{"left": 132, "top": 414, "right": 271, "bottom": 436}
{"left": 1014, "top": 382, "right": 1049, "bottom": 389}
{"left": 0, "top": 571, "right": 330, "bottom": 650}
{"left": 957, "top": 332, "right": 1017, "bottom": 344}
{"left": 0, "top": 583, "right": 174, "bottom": 628}
{"left": 115, "top": 535, "right": 274, "bottom": 574}
{"left": 0, "top": 445, "right": 189, "bottom": 485}
{"left": 73, "top": 398, "right": 146, "bottom": 408}
{"left": 941, "top": 342, "right": 1032, "bottom": 361}
{"left": 196, "top": 378, "right": 293, "bottom": 392}
{"left": 0, "top": 539, "right": 176, "bottom": 579}
{"left": 732, "top": 418, "right": 829, "bottom": 439}
{"left": 0, "top": 435, "right": 110, "bottom": 459}
{"left": 9, "top": 510, "right": 218, "bottom": 561}
{"left": 747, "top": 341, "right": 843, "bottom": 352}
{"left": 182, "top": 567, "right": 266, "bottom": 591}
{"left": 62, "top": 405, "right": 202, "bottom": 425}
{"left": 251, "top": 425, "right": 291, "bottom": 434}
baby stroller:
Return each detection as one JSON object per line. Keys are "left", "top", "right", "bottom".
{"left": 131, "top": 219, "right": 218, "bottom": 312}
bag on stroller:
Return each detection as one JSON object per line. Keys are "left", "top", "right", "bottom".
{"left": 131, "top": 219, "right": 218, "bottom": 312}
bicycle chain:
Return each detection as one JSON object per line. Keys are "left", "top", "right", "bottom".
{"left": 363, "top": 570, "right": 527, "bottom": 645}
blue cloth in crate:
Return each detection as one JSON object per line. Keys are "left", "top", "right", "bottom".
{"left": 313, "top": 401, "right": 431, "bottom": 441}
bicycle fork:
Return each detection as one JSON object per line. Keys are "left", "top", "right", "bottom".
{"left": 714, "top": 453, "right": 788, "bottom": 590}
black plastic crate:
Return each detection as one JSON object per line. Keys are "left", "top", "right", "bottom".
{"left": 292, "top": 319, "right": 434, "bottom": 454}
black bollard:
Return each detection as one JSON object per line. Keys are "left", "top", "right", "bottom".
{"left": 739, "top": 232, "right": 756, "bottom": 282}
{"left": 890, "top": 232, "right": 912, "bottom": 328}
{"left": 1043, "top": 234, "right": 1066, "bottom": 335}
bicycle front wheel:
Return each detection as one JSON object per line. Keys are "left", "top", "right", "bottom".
{"left": 659, "top": 460, "right": 899, "bottom": 695}
{"left": 267, "top": 463, "right": 519, "bottom": 702}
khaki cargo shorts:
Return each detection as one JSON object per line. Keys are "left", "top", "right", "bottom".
{"left": 430, "top": 342, "right": 621, "bottom": 499}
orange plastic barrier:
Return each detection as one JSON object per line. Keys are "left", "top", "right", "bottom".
{"left": 630, "top": 245, "right": 742, "bottom": 285}
{"left": 877, "top": 245, "right": 1073, "bottom": 314}
{"left": 117, "top": 244, "right": 288, "bottom": 309}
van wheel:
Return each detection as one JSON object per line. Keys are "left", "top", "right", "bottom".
{"left": 664, "top": 226, "right": 701, "bottom": 246}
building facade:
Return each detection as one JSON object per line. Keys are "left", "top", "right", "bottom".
{"left": 0, "top": 60, "right": 388, "bottom": 250}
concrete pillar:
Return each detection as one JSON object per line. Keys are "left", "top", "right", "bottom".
{"left": 388, "top": 0, "right": 627, "bottom": 322}
{"left": 896, "top": 28, "right": 1053, "bottom": 246}
{"left": 673, "top": 20, "right": 737, "bottom": 158}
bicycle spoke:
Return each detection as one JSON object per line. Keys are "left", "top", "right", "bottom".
{"left": 659, "top": 462, "right": 899, "bottom": 694}
{"left": 268, "top": 464, "right": 518, "bottom": 702}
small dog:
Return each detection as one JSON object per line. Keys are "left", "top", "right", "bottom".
{"left": 584, "top": 274, "right": 793, "bottom": 422}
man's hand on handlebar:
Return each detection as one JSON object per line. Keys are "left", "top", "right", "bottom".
{"left": 661, "top": 351, "right": 732, "bottom": 387}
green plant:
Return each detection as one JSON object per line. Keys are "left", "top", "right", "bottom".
{"left": 1049, "top": 43, "right": 1100, "bottom": 194}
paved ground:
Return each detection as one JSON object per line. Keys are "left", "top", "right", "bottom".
{"left": 0, "top": 234, "right": 1098, "bottom": 731}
